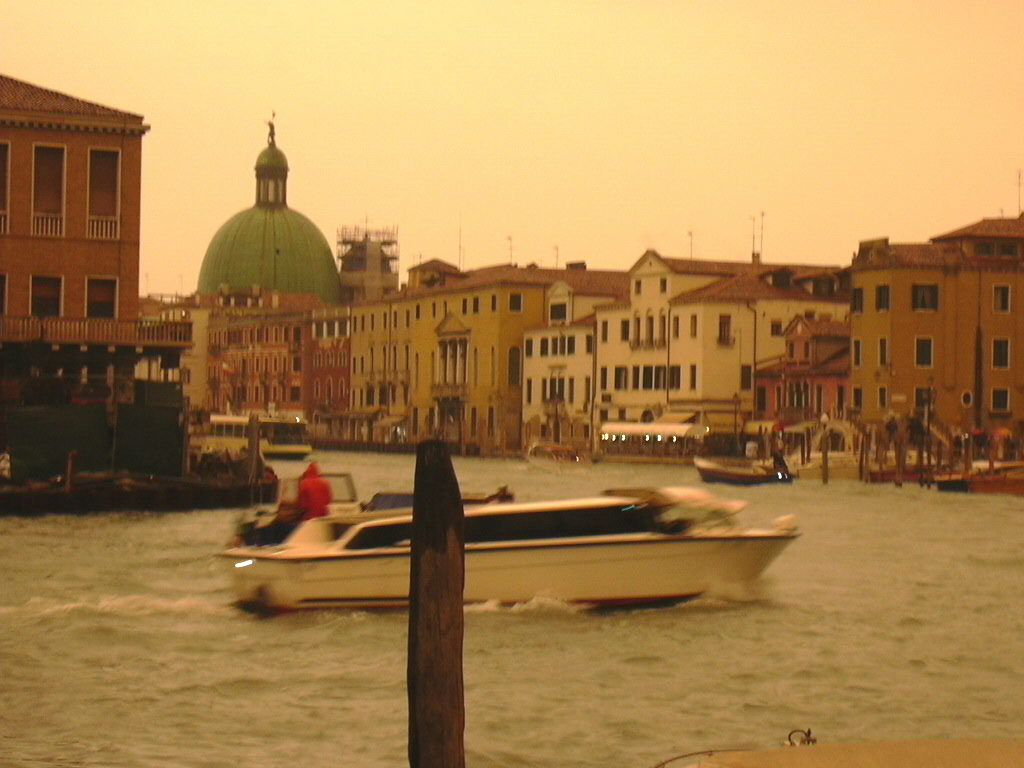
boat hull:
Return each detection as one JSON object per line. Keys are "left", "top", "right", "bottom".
{"left": 223, "top": 533, "right": 796, "bottom": 612}
{"left": 694, "top": 457, "right": 793, "bottom": 486}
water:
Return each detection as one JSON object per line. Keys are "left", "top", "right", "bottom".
{"left": 2, "top": 452, "right": 1022, "bottom": 767}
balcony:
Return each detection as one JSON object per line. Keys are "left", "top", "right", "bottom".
{"left": 87, "top": 215, "right": 120, "bottom": 239}
{"left": 629, "top": 337, "right": 667, "bottom": 350}
{"left": 0, "top": 316, "right": 192, "bottom": 348}
{"left": 32, "top": 213, "right": 64, "bottom": 237}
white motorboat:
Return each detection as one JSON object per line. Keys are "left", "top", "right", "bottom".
{"left": 220, "top": 486, "right": 798, "bottom": 613}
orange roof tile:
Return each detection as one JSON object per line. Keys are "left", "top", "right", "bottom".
{"left": 0, "top": 73, "right": 145, "bottom": 126}
{"left": 932, "top": 215, "right": 1024, "bottom": 241}
{"left": 669, "top": 274, "right": 845, "bottom": 305}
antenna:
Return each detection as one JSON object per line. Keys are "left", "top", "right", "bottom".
{"left": 751, "top": 215, "right": 756, "bottom": 255}
{"left": 458, "top": 220, "right": 463, "bottom": 270}
{"left": 760, "top": 211, "right": 765, "bottom": 255}
{"left": 1018, "top": 169, "right": 1022, "bottom": 215}
{"left": 688, "top": 231, "right": 693, "bottom": 259}
{"left": 554, "top": 245, "right": 559, "bottom": 269}
{"left": 507, "top": 235, "right": 513, "bottom": 264}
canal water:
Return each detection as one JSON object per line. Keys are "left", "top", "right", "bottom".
{"left": 2, "top": 451, "right": 1022, "bottom": 767}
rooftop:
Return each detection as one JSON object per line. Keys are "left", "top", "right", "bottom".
{"left": 0, "top": 73, "right": 147, "bottom": 131}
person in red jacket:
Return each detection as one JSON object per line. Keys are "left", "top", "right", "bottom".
{"left": 298, "top": 462, "right": 332, "bottom": 520}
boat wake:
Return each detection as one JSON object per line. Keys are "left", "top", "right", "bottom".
{"left": 464, "top": 596, "right": 584, "bottom": 615}
{"left": 705, "top": 578, "right": 774, "bottom": 602}
{"left": 4, "top": 594, "right": 233, "bottom": 619}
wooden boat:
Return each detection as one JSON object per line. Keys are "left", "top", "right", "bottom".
{"left": 934, "top": 468, "right": 1024, "bottom": 495}
{"left": 220, "top": 486, "right": 799, "bottom": 612}
{"left": 693, "top": 456, "right": 793, "bottom": 486}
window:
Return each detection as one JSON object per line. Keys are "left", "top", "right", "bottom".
{"left": 525, "top": 339, "right": 533, "bottom": 357}
{"left": 473, "top": 296, "right": 480, "bottom": 313}
{"left": 717, "top": 314, "right": 732, "bottom": 344}
{"left": 770, "top": 320, "right": 783, "bottom": 336}
{"left": 878, "top": 386, "right": 888, "bottom": 408}
{"left": 585, "top": 335, "right": 593, "bottom": 354}
{"left": 0, "top": 142, "right": 8, "bottom": 233}
{"left": 915, "top": 337, "right": 933, "bottom": 368}
{"left": 914, "top": 387, "right": 933, "bottom": 411}
{"left": 86, "top": 278, "right": 117, "bottom": 318}
{"left": 600, "top": 367, "right": 607, "bottom": 389}
{"left": 911, "top": 284, "right": 939, "bottom": 310}
{"left": 31, "top": 276, "right": 61, "bottom": 317}
{"left": 641, "top": 366, "right": 654, "bottom": 390}
{"left": 0, "top": 273, "right": 6, "bottom": 314}
{"left": 999, "top": 243, "right": 1017, "bottom": 257}
{"left": 293, "top": 355, "right": 302, "bottom": 372}
{"left": 415, "top": 304, "right": 421, "bottom": 320}
{"left": 509, "top": 293, "right": 523, "bottom": 312}
{"left": 668, "top": 365, "right": 681, "bottom": 389}
{"left": 672, "top": 316, "right": 680, "bottom": 338}
{"left": 491, "top": 294, "right": 497, "bottom": 311}
{"left": 688, "top": 364, "right": 697, "bottom": 389}
{"left": 878, "top": 337, "right": 888, "bottom": 366}
{"left": 461, "top": 298, "right": 468, "bottom": 314}
{"left": 549, "top": 303, "right": 567, "bottom": 321}
{"left": 740, "top": 364, "right": 752, "bottom": 391}
{"left": 289, "top": 386, "right": 301, "bottom": 402}
{"left": 508, "top": 347, "right": 521, "bottom": 386}
{"left": 874, "top": 284, "right": 890, "bottom": 311}
{"left": 852, "top": 387, "right": 863, "bottom": 410}
{"left": 852, "top": 338, "right": 861, "bottom": 367}
{"left": 634, "top": 279, "right": 642, "bottom": 295}
{"left": 567, "top": 336, "right": 576, "bottom": 354}
{"left": 851, "top": 287, "right": 863, "bottom": 313}
{"left": 613, "top": 366, "right": 628, "bottom": 390}
{"left": 540, "top": 338, "right": 549, "bottom": 356}
{"left": 33, "top": 145, "right": 65, "bottom": 236}
{"left": 526, "top": 379, "right": 532, "bottom": 404}
{"left": 659, "top": 277, "right": 667, "bottom": 293}
{"left": 993, "top": 338, "right": 1010, "bottom": 369}
{"left": 994, "top": 285, "right": 1011, "bottom": 313}
{"left": 88, "top": 149, "right": 119, "bottom": 238}
{"left": 992, "top": 388, "right": 1010, "bottom": 412}
{"left": 620, "top": 319, "right": 630, "bottom": 341}
{"left": 689, "top": 314, "right": 697, "bottom": 337}
{"left": 632, "top": 366, "right": 640, "bottom": 389}
{"left": 600, "top": 320, "right": 608, "bottom": 342}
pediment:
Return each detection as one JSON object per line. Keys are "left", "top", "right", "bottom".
{"left": 435, "top": 313, "right": 470, "bottom": 336}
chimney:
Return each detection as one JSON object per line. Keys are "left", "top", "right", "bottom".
{"left": 566, "top": 261, "right": 587, "bottom": 270}
{"left": 751, "top": 251, "right": 761, "bottom": 265}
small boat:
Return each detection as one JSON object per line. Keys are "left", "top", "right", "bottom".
{"left": 526, "top": 441, "right": 587, "bottom": 464}
{"left": 220, "top": 486, "right": 799, "bottom": 613}
{"left": 694, "top": 456, "right": 793, "bottom": 485}
{"left": 934, "top": 467, "right": 1024, "bottom": 495}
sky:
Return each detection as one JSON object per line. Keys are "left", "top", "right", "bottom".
{"left": 5, "top": 0, "right": 1024, "bottom": 295}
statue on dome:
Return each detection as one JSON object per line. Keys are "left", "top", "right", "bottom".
{"left": 267, "top": 113, "right": 276, "bottom": 146}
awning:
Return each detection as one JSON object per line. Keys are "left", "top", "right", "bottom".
{"left": 600, "top": 422, "right": 707, "bottom": 439}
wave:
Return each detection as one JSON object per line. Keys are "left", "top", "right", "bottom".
{"left": 4, "top": 594, "right": 233, "bottom": 619}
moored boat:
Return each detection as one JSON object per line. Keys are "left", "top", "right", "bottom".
{"left": 194, "top": 413, "right": 313, "bottom": 461}
{"left": 219, "top": 486, "right": 799, "bottom": 613}
{"left": 934, "top": 467, "right": 1024, "bottom": 495}
{"left": 694, "top": 456, "right": 794, "bottom": 485}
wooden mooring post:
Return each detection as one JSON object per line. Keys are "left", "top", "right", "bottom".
{"left": 407, "top": 440, "right": 466, "bottom": 768}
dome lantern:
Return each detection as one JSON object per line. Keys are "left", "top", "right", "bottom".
{"left": 255, "top": 119, "right": 288, "bottom": 207}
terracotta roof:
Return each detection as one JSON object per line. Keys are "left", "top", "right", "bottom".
{"left": 932, "top": 215, "right": 1024, "bottom": 241}
{"left": 524, "top": 313, "right": 596, "bottom": 332}
{"left": 669, "top": 274, "right": 845, "bottom": 305}
{"left": 409, "top": 258, "right": 461, "bottom": 273}
{"left": 797, "top": 318, "right": 849, "bottom": 337}
{"left": 661, "top": 257, "right": 762, "bottom": 277}
{"left": 0, "top": 74, "right": 145, "bottom": 127}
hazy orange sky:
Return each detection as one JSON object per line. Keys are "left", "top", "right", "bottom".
{"left": 7, "top": 1, "right": 1024, "bottom": 294}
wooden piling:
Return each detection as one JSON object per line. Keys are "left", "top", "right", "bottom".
{"left": 821, "top": 428, "right": 830, "bottom": 485}
{"left": 408, "top": 440, "right": 466, "bottom": 768}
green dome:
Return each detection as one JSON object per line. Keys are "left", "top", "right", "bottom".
{"left": 197, "top": 206, "right": 342, "bottom": 304}
{"left": 255, "top": 143, "right": 288, "bottom": 170}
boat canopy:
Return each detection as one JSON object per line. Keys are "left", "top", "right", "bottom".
{"left": 600, "top": 422, "right": 707, "bottom": 439}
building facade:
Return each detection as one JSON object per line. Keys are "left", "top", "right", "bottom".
{"left": 849, "top": 215, "right": 1024, "bottom": 436}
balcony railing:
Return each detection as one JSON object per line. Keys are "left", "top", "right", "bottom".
{"left": 32, "top": 213, "right": 64, "bottom": 237}
{"left": 629, "top": 338, "right": 667, "bottom": 350}
{"left": 0, "top": 316, "right": 192, "bottom": 347}
{"left": 87, "top": 215, "right": 120, "bottom": 239}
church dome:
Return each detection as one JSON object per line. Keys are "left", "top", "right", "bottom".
{"left": 196, "top": 123, "right": 341, "bottom": 305}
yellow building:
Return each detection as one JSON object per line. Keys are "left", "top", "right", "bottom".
{"left": 346, "top": 261, "right": 628, "bottom": 455}
{"left": 849, "top": 215, "right": 1024, "bottom": 435}
{"left": 593, "top": 251, "right": 848, "bottom": 445}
